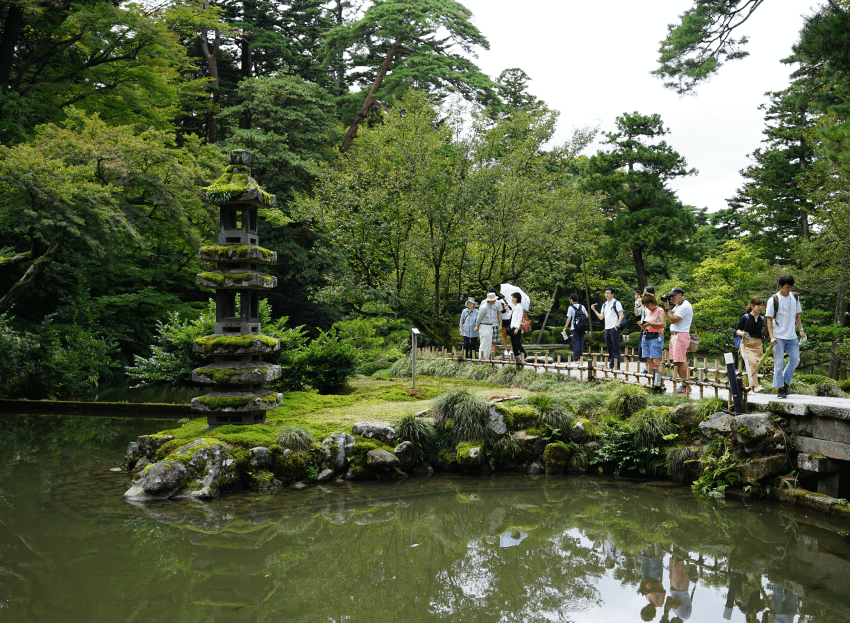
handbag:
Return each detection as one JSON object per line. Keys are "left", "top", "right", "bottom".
{"left": 520, "top": 310, "right": 531, "bottom": 333}
{"left": 687, "top": 332, "right": 700, "bottom": 353}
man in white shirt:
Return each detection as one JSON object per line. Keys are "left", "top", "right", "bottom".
{"left": 765, "top": 274, "right": 805, "bottom": 399}
{"left": 591, "top": 286, "right": 625, "bottom": 370}
{"left": 663, "top": 287, "right": 693, "bottom": 395}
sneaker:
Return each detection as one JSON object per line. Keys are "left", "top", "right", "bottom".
{"left": 641, "top": 368, "right": 648, "bottom": 374}
{"left": 675, "top": 385, "right": 690, "bottom": 395}
{"left": 777, "top": 386, "right": 788, "bottom": 399}
{"left": 753, "top": 386, "right": 765, "bottom": 394}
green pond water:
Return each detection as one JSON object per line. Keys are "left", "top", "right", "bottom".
{"left": 2, "top": 415, "right": 850, "bottom": 622}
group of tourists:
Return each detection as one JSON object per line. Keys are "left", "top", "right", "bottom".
{"left": 459, "top": 287, "right": 528, "bottom": 367}
{"left": 561, "top": 275, "right": 805, "bottom": 398}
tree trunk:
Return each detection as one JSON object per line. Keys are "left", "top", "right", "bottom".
{"left": 633, "top": 246, "right": 647, "bottom": 293}
{"left": 829, "top": 200, "right": 850, "bottom": 379}
{"left": 0, "top": 4, "right": 24, "bottom": 86}
{"left": 199, "top": 5, "right": 220, "bottom": 143}
{"left": 340, "top": 38, "right": 403, "bottom": 153}
{"left": 0, "top": 238, "right": 63, "bottom": 314}
{"left": 581, "top": 255, "right": 593, "bottom": 335}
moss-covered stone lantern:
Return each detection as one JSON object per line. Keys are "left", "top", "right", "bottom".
{"left": 191, "top": 149, "right": 282, "bottom": 428}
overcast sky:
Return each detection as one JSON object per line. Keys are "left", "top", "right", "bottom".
{"left": 459, "top": 0, "right": 816, "bottom": 213}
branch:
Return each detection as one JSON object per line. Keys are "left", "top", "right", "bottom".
{"left": 0, "top": 237, "right": 63, "bottom": 314}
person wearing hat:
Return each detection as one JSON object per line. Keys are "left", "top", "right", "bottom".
{"left": 475, "top": 289, "right": 503, "bottom": 360}
{"left": 663, "top": 287, "right": 693, "bottom": 395}
{"left": 459, "top": 297, "right": 479, "bottom": 359}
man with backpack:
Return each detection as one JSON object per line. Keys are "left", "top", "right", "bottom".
{"left": 591, "top": 286, "right": 625, "bottom": 370}
{"left": 765, "top": 275, "right": 806, "bottom": 399}
{"left": 564, "top": 293, "right": 588, "bottom": 364}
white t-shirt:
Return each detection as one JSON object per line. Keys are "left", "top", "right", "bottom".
{"left": 601, "top": 300, "right": 622, "bottom": 330}
{"left": 670, "top": 299, "right": 693, "bottom": 333}
{"left": 766, "top": 291, "right": 802, "bottom": 341}
{"left": 567, "top": 304, "right": 587, "bottom": 331}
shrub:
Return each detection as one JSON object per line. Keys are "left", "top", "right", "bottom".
{"left": 290, "top": 329, "right": 359, "bottom": 393}
{"left": 816, "top": 378, "right": 842, "bottom": 398}
{"left": 0, "top": 314, "right": 118, "bottom": 399}
{"left": 795, "top": 373, "right": 830, "bottom": 386}
{"left": 491, "top": 433, "right": 520, "bottom": 461}
{"left": 393, "top": 414, "right": 437, "bottom": 458}
{"left": 358, "top": 359, "right": 392, "bottom": 376}
{"left": 275, "top": 425, "right": 314, "bottom": 453}
{"left": 629, "top": 408, "right": 674, "bottom": 448}
{"left": 431, "top": 389, "right": 492, "bottom": 443}
{"left": 840, "top": 379, "right": 850, "bottom": 393}
{"left": 694, "top": 398, "right": 727, "bottom": 421}
{"left": 606, "top": 384, "right": 649, "bottom": 418}
{"left": 666, "top": 446, "right": 699, "bottom": 482}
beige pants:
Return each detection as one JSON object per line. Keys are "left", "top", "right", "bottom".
{"left": 740, "top": 337, "right": 763, "bottom": 387}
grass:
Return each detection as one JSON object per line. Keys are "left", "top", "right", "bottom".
{"left": 137, "top": 366, "right": 726, "bottom": 458}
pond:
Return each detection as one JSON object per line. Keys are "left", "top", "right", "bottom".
{"left": 2, "top": 415, "right": 850, "bottom": 622}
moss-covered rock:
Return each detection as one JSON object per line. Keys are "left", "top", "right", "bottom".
{"left": 198, "top": 244, "right": 277, "bottom": 263}
{"left": 191, "top": 391, "right": 282, "bottom": 412}
{"left": 196, "top": 271, "right": 278, "bottom": 290}
{"left": 456, "top": 442, "right": 485, "bottom": 468}
{"left": 542, "top": 442, "right": 573, "bottom": 474}
{"left": 193, "top": 333, "right": 280, "bottom": 355}
{"left": 192, "top": 363, "right": 282, "bottom": 385}
{"left": 200, "top": 165, "right": 276, "bottom": 206}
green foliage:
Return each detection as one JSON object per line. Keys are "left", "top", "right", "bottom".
{"left": 815, "top": 377, "right": 843, "bottom": 398}
{"left": 275, "top": 425, "right": 314, "bottom": 454}
{"left": 629, "top": 408, "right": 675, "bottom": 449}
{"left": 582, "top": 112, "right": 696, "bottom": 289}
{"left": 653, "top": 0, "right": 763, "bottom": 94}
{"left": 591, "top": 424, "right": 666, "bottom": 476}
{"left": 692, "top": 448, "right": 740, "bottom": 498}
{"left": 606, "top": 384, "right": 649, "bottom": 418}
{"left": 393, "top": 414, "right": 438, "bottom": 459}
{"left": 0, "top": 313, "right": 117, "bottom": 399}
{"left": 694, "top": 398, "right": 727, "bottom": 421}
{"left": 431, "top": 389, "right": 492, "bottom": 443}
{"left": 491, "top": 433, "right": 520, "bottom": 461}
{"left": 290, "top": 328, "right": 359, "bottom": 393}
{"left": 840, "top": 379, "right": 850, "bottom": 393}
{"left": 666, "top": 446, "right": 699, "bottom": 482}
{"left": 221, "top": 75, "right": 341, "bottom": 202}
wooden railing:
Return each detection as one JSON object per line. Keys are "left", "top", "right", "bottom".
{"left": 415, "top": 343, "right": 754, "bottom": 405}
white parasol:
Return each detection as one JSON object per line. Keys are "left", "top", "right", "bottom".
{"left": 499, "top": 283, "right": 530, "bottom": 311}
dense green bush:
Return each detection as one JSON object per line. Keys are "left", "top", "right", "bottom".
{"left": 127, "top": 298, "right": 358, "bottom": 393}
{"left": 0, "top": 314, "right": 117, "bottom": 399}
{"left": 431, "top": 389, "right": 492, "bottom": 443}
{"left": 275, "top": 425, "right": 314, "bottom": 453}
{"left": 840, "top": 379, "right": 850, "bottom": 393}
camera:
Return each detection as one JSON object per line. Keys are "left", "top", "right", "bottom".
{"left": 660, "top": 294, "right": 672, "bottom": 303}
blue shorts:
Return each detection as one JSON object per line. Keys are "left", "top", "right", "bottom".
{"left": 641, "top": 333, "right": 664, "bottom": 359}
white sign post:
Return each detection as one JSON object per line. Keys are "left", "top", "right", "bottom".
{"left": 411, "top": 328, "right": 420, "bottom": 388}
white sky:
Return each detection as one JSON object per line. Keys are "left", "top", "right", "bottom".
{"left": 459, "top": 0, "right": 816, "bottom": 213}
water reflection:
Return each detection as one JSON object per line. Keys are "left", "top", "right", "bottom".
{"left": 1, "top": 419, "right": 850, "bottom": 622}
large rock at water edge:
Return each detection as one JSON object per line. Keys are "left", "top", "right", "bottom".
{"left": 124, "top": 460, "right": 189, "bottom": 501}
{"left": 698, "top": 413, "right": 734, "bottom": 439}
{"left": 734, "top": 414, "right": 785, "bottom": 455}
{"left": 543, "top": 443, "right": 572, "bottom": 475}
{"left": 394, "top": 441, "right": 417, "bottom": 469}
{"left": 323, "top": 433, "right": 356, "bottom": 469}
{"left": 249, "top": 446, "right": 271, "bottom": 469}
{"left": 352, "top": 422, "right": 395, "bottom": 442}
{"left": 366, "top": 449, "right": 400, "bottom": 469}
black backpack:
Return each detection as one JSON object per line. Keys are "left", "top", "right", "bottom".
{"left": 613, "top": 300, "right": 628, "bottom": 331}
{"left": 572, "top": 304, "right": 588, "bottom": 333}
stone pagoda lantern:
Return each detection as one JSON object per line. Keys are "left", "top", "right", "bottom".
{"left": 190, "top": 149, "right": 283, "bottom": 429}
